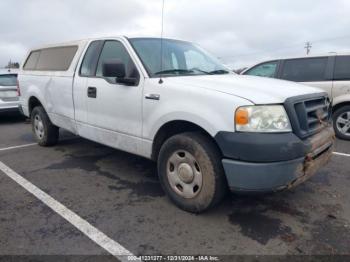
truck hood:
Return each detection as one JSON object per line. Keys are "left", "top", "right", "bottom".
{"left": 166, "top": 74, "right": 323, "bottom": 104}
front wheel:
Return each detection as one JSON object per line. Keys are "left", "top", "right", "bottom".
{"left": 31, "top": 106, "right": 59, "bottom": 146}
{"left": 333, "top": 106, "right": 350, "bottom": 140}
{"left": 157, "top": 132, "right": 227, "bottom": 213}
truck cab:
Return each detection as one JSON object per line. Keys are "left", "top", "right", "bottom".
{"left": 18, "top": 37, "right": 334, "bottom": 213}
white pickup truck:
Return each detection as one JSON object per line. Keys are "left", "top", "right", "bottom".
{"left": 19, "top": 37, "right": 334, "bottom": 213}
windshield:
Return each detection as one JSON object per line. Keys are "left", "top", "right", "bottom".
{"left": 0, "top": 74, "right": 17, "bottom": 86}
{"left": 129, "top": 38, "right": 230, "bottom": 77}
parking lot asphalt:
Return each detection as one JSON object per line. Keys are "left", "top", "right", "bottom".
{"left": 0, "top": 113, "right": 350, "bottom": 258}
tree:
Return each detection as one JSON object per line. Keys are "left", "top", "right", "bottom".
{"left": 5, "top": 61, "right": 20, "bottom": 69}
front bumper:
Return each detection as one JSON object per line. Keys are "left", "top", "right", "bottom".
{"left": 216, "top": 126, "right": 334, "bottom": 192}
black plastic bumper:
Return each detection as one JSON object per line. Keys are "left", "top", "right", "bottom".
{"left": 215, "top": 126, "right": 335, "bottom": 192}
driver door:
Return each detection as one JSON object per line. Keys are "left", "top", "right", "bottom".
{"left": 83, "top": 40, "right": 143, "bottom": 154}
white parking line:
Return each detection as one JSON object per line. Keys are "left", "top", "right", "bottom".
{"left": 0, "top": 138, "right": 79, "bottom": 152}
{"left": 0, "top": 143, "right": 37, "bottom": 151}
{"left": 333, "top": 152, "right": 350, "bottom": 157}
{"left": 0, "top": 161, "right": 135, "bottom": 261}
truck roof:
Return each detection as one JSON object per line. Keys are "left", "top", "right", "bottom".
{"left": 28, "top": 39, "right": 89, "bottom": 52}
{"left": 28, "top": 36, "right": 187, "bottom": 51}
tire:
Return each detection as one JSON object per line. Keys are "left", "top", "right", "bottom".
{"left": 157, "top": 132, "right": 227, "bottom": 213}
{"left": 31, "top": 106, "right": 59, "bottom": 146}
{"left": 333, "top": 105, "right": 350, "bottom": 140}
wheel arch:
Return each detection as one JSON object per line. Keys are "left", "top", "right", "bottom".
{"left": 28, "top": 96, "right": 44, "bottom": 116}
{"left": 332, "top": 100, "right": 350, "bottom": 114}
{"left": 151, "top": 120, "right": 222, "bottom": 161}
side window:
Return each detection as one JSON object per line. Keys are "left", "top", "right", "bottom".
{"left": 281, "top": 57, "right": 328, "bottom": 82}
{"left": 96, "top": 41, "right": 138, "bottom": 79}
{"left": 245, "top": 61, "right": 278, "bottom": 78}
{"left": 23, "top": 51, "right": 41, "bottom": 70}
{"left": 35, "top": 46, "right": 78, "bottom": 71}
{"left": 334, "top": 56, "right": 350, "bottom": 80}
{"left": 80, "top": 41, "right": 103, "bottom": 77}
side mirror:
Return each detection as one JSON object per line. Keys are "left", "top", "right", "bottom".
{"left": 102, "top": 59, "right": 138, "bottom": 86}
{"left": 102, "top": 59, "right": 126, "bottom": 78}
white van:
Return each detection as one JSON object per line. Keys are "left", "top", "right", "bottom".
{"left": 18, "top": 37, "right": 334, "bottom": 212}
{"left": 242, "top": 53, "right": 350, "bottom": 140}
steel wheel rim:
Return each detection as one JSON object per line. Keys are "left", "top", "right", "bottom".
{"left": 336, "top": 111, "right": 350, "bottom": 137}
{"left": 34, "top": 114, "right": 45, "bottom": 139}
{"left": 167, "top": 150, "right": 203, "bottom": 199}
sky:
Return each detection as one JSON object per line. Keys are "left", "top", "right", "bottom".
{"left": 1, "top": 0, "right": 350, "bottom": 69}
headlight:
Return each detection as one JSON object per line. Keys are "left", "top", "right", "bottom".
{"left": 235, "top": 105, "right": 292, "bottom": 133}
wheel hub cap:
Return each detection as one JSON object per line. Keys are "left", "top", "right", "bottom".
{"left": 167, "top": 150, "right": 203, "bottom": 199}
{"left": 34, "top": 115, "right": 45, "bottom": 139}
{"left": 178, "top": 163, "right": 194, "bottom": 184}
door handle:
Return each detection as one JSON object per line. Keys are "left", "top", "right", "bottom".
{"left": 145, "top": 94, "right": 160, "bottom": 100}
{"left": 87, "top": 87, "right": 97, "bottom": 98}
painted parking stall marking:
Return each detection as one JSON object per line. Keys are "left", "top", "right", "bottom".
{"left": 0, "top": 138, "right": 78, "bottom": 152}
{"left": 0, "top": 161, "right": 135, "bottom": 261}
{"left": 0, "top": 143, "right": 37, "bottom": 152}
{"left": 333, "top": 151, "right": 350, "bottom": 157}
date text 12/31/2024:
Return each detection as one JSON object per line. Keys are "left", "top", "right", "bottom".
{"left": 127, "top": 255, "right": 220, "bottom": 261}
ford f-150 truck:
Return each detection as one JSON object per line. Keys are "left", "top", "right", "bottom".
{"left": 18, "top": 37, "right": 334, "bottom": 213}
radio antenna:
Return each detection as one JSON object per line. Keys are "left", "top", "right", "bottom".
{"left": 159, "top": 0, "right": 165, "bottom": 84}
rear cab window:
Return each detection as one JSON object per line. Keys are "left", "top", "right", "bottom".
{"left": 244, "top": 61, "right": 278, "bottom": 78}
{"left": 23, "top": 46, "right": 78, "bottom": 71}
{"left": 280, "top": 57, "right": 328, "bottom": 82}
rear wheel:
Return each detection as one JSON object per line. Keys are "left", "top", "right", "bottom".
{"left": 31, "top": 106, "right": 59, "bottom": 146}
{"left": 333, "top": 106, "right": 350, "bottom": 140}
{"left": 157, "top": 132, "right": 227, "bottom": 213}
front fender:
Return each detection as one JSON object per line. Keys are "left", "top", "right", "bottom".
{"left": 148, "top": 112, "right": 221, "bottom": 140}
{"left": 143, "top": 79, "right": 253, "bottom": 140}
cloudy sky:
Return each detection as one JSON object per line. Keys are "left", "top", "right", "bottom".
{"left": 1, "top": 0, "right": 350, "bottom": 69}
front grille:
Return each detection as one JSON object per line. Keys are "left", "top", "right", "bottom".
{"left": 284, "top": 93, "right": 331, "bottom": 139}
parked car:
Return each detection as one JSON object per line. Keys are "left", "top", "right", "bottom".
{"left": 241, "top": 53, "right": 350, "bottom": 140}
{"left": 18, "top": 37, "right": 334, "bottom": 212}
{"left": 0, "top": 69, "right": 20, "bottom": 113}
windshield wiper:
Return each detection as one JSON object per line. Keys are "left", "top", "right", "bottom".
{"left": 209, "top": 69, "right": 230, "bottom": 75}
{"left": 154, "top": 69, "right": 194, "bottom": 75}
{"left": 154, "top": 68, "right": 229, "bottom": 76}
{"left": 189, "top": 68, "right": 211, "bottom": 75}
